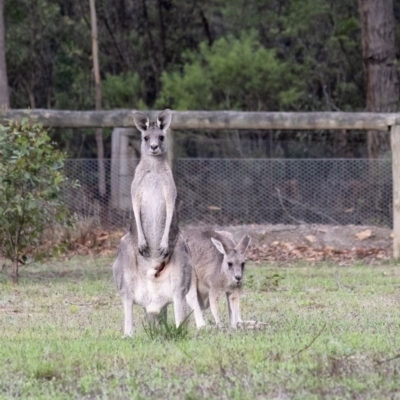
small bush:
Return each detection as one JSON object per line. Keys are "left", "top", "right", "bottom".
{"left": 33, "top": 363, "right": 61, "bottom": 381}
{"left": 0, "top": 120, "right": 73, "bottom": 283}
{"left": 143, "top": 312, "right": 192, "bottom": 342}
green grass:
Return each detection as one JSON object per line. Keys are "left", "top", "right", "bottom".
{"left": 2, "top": 257, "right": 400, "bottom": 399}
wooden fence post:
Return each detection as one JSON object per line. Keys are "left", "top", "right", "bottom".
{"left": 110, "top": 128, "right": 121, "bottom": 209}
{"left": 391, "top": 124, "right": 400, "bottom": 259}
{"left": 111, "top": 128, "right": 136, "bottom": 211}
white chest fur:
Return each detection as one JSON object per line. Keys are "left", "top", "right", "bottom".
{"left": 132, "top": 261, "right": 173, "bottom": 314}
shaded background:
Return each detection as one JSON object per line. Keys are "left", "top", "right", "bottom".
{"left": 2, "top": 0, "right": 399, "bottom": 159}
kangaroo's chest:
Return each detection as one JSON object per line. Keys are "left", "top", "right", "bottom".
{"left": 140, "top": 173, "right": 169, "bottom": 214}
{"left": 136, "top": 172, "right": 176, "bottom": 244}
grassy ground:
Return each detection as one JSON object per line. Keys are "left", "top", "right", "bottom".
{"left": 1, "top": 257, "right": 400, "bottom": 399}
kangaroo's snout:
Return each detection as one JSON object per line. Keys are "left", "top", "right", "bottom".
{"left": 150, "top": 144, "right": 158, "bottom": 151}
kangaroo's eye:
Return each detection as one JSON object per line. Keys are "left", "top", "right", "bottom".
{"left": 159, "top": 135, "right": 164, "bottom": 141}
{"left": 144, "top": 136, "right": 149, "bottom": 142}
{"left": 241, "top": 263, "right": 245, "bottom": 269}
{"left": 228, "top": 262, "right": 233, "bottom": 268}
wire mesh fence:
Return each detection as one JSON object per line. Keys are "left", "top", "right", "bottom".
{"left": 63, "top": 158, "right": 392, "bottom": 229}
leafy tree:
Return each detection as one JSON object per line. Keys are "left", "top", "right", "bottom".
{"left": 219, "top": 0, "right": 364, "bottom": 111}
{"left": 156, "top": 32, "right": 304, "bottom": 111}
{"left": 5, "top": 0, "right": 86, "bottom": 109}
{"left": 102, "top": 72, "right": 146, "bottom": 109}
{"left": 1, "top": 0, "right": 398, "bottom": 158}
{"left": 0, "top": 120, "right": 72, "bottom": 283}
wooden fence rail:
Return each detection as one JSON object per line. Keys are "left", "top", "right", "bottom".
{"left": 0, "top": 109, "right": 399, "bottom": 131}
{"left": 1, "top": 109, "right": 399, "bottom": 259}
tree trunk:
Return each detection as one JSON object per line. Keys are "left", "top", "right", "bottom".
{"left": 0, "top": 0, "right": 9, "bottom": 108}
{"left": 12, "top": 259, "right": 19, "bottom": 284}
{"left": 89, "top": 0, "right": 107, "bottom": 224}
{"left": 358, "top": 0, "right": 399, "bottom": 158}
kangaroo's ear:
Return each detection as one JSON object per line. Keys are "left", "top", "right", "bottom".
{"left": 235, "top": 235, "right": 251, "bottom": 254}
{"left": 211, "top": 238, "right": 227, "bottom": 255}
{"left": 157, "top": 109, "right": 172, "bottom": 131}
{"left": 134, "top": 112, "right": 149, "bottom": 132}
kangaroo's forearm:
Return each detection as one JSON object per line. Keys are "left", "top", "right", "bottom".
{"left": 132, "top": 195, "right": 144, "bottom": 240}
{"left": 161, "top": 192, "right": 175, "bottom": 243}
{"left": 162, "top": 202, "right": 174, "bottom": 241}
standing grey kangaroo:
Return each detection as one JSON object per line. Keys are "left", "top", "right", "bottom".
{"left": 185, "top": 229, "right": 251, "bottom": 328}
{"left": 112, "top": 109, "right": 192, "bottom": 336}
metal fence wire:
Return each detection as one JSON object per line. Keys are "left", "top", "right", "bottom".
{"left": 63, "top": 158, "right": 392, "bottom": 229}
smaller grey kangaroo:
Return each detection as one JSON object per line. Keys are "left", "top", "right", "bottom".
{"left": 113, "top": 109, "right": 192, "bottom": 336}
{"left": 185, "top": 229, "right": 251, "bottom": 328}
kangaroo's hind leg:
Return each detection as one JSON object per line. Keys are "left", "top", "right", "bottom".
{"left": 186, "top": 270, "right": 206, "bottom": 328}
{"left": 121, "top": 292, "right": 134, "bottom": 336}
{"left": 226, "top": 291, "right": 242, "bottom": 329}
{"left": 168, "top": 238, "right": 192, "bottom": 327}
{"left": 113, "top": 234, "right": 137, "bottom": 337}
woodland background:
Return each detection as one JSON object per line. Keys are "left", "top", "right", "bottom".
{"left": 0, "top": 0, "right": 398, "bottom": 159}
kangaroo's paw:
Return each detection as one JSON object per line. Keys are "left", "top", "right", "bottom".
{"left": 158, "top": 241, "right": 170, "bottom": 258}
{"left": 138, "top": 239, "right": 149, "bottom": 257}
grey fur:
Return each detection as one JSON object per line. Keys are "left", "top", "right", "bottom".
{"left": 131, "top": 109, "right": 177, "bottom": 258}
{"left": 112, "top": 109, "right": 192, "bottom": 336}
{"left": 185, "top": 229, "right": 251, "bottom": 328}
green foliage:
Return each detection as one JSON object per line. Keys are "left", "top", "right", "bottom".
{"left": 156, "top": 32, "right": 304, "bottom": 111}
{"left": 1, "top": 0, "right": 387, "bottom": 157}
{"left": 33, "top": 363, "right": 61, "bottom": 381}
{"left": 0, "top": 120, "right": 72, "bottom": 282}
{"left": 143, "top": 312, "right": 192, "bottom": 342}
{"left": 102, "top": 72, "right": 146, "bottom": 109}
{"left": 5, "top": 0, "right": 91, "bottom": 109}
{"left": 219, "top": 0, "right": 364, "bottom": 111}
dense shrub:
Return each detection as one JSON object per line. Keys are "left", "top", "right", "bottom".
{"left": 0, "top": 120, "right": 72, "bottom": 283}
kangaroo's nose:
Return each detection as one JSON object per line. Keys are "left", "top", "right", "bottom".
{"left": 235, "top": 275, "right": 242, "bottom": 282}
{"left": 150, "top": 144, "right": 158, "bottom": 150}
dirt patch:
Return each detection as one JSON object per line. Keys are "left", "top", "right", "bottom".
{"left": 34, "top": 223, "right": 393, "bottom": 265}
{"left": 205, "top": 224, "right": 393, "bottom": 264}
{"left": 216, "top": 223, "right": 392, "bottom": 250}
